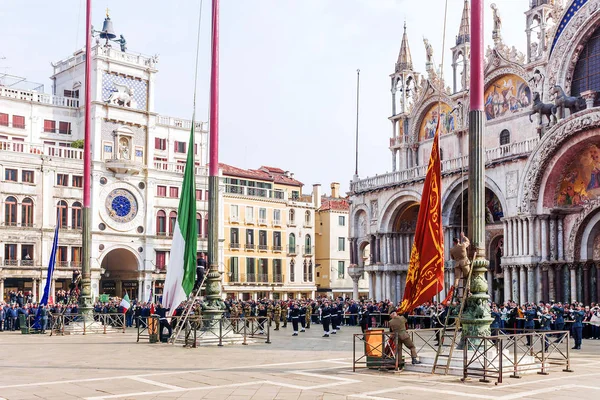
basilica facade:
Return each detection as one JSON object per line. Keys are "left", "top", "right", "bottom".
{"left": 348, "top": 0, "right": 600, "bottom": 307}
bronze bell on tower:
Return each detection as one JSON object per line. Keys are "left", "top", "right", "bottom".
{"left": 99, "top": 16, "right": 116, "bottom": 40}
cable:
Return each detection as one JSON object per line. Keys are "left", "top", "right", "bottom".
{"left": 191, "top": 0, "right": 204, "bottom": 126}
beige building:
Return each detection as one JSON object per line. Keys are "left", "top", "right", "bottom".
{"left": 221, "top": 165, "right": 317, "bottom": 300}
{"left": 315, "top": 183, "right": 369, "bottom": 299}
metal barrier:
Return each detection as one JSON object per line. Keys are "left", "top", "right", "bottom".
{"left": 167, "top": 316, "right": 271, "bottom": 347}
{"left": 353, "top": 330, "right": 402, "bottom": 371}
{"left": 136, "top": 315, "right": 159, "bottom": 343}
{"left": 49, "top": 313, "right": 126, "bottom": 335}
{"left": 463, "top": 329, "right": 572, "bottom": 384}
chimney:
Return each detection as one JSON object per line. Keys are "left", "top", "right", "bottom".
{"left": 331, "top": 182, "right": 340, "bottom": 198}
{"left": 313, "top": 184, "right": 322, "bottom": 209}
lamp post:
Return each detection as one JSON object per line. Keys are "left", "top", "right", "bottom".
{"left": 460, "top": 0, "right": 492, "bottom": 343}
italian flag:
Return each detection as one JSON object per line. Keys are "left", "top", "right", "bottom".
{"left": 120, "top": 291, "right": 131, "bottom": 312}
{"left": 163, "top": 125, "right": 198, "bottom": 315}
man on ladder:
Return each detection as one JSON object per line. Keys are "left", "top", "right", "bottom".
{"left": 450, "top": 232, "right": 470, "bottom": 295}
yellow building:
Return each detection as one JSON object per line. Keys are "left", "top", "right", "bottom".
{"left": 315, "top": 183, "right": 369, "bottom": 299}
{"left": 221, "top": 165, "right": 317, "bottom": 300}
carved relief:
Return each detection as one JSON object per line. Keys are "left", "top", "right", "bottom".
{"left": 506, "top": 171, "right": 519, "bottom": 199}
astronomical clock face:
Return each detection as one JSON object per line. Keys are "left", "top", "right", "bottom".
{"left": 105, "top": 189, "right": 138, "bottom": 223}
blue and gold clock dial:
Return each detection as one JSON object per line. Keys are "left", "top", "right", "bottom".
{"left": 105, "top": 189, "right": 138, "bottom": 223}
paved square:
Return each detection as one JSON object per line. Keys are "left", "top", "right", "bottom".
{"left": 1, "top": 325, "right": 600, "bottom": 399}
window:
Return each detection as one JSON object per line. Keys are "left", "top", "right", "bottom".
{"left": 338, "top": 261, "right": 345, "bottom": 279}
{"left": 572, "top": 25, "right": 600, "bottom": 106}
{"left": 229, "top": 257, "right": 239, "bottom": 282}
{"left": 289, "top": 259, "right": 295, "bottom": 282}
{"left": 58, "top": 121, "right": 71, "bottom": 134}
{"left": 203, "top": 215, "right": 209, "bottom": 238}
{"left": 246, "top": 257, "right": 256, "bottom": 282}
{"left": 303, "top": 260, "right": 308, "bottom": 282}
{"left": 155, "top": 138, "right": 167, "bottom": 150}
{"left": 57, "top": 246, "right": 68, "bottom": 263}
{"left": 64, "top": 89, "right": 79, "bottom": 98}
{"left": 289, "top": 209, "right": 295, "bottom": 224}
{"left": 71, "top": 247, "right": 82, "bottom": 267}
{"left": 4, "top": 244, "right": 17, "bottom": 261}
{"left": 57, "top": 200, "right": 68, "bottom": 228}
{"left": 22, "top": 170, "right": 34, "bottom": 183}
{"left": 169, "top": 211, "right": 177, "bottom": 236}
{"left": 305, "top": 210, "right": 311, "bottom": 226}
{"left": 57, "top": 174, "right": 69, "bottom": 186}
{"left": 0, "top": 113, "right": 8, "bottom": 126}
{"left": 174, "top": 141, "right": 186, "bottom": 153}
{"left": 246, "top": 229, "right": 254, "bottom": 245}
{"left": 196, "top": 213, "right": 202, "bottom": 237}
{"left": 339, "top": 215, "right": 346, "bottom": 226}
{"left": 72, "top": 201, "right": 82, "bottom": 229}
{"left": 12, "top": 115, "right": 25, "bottom": 129}
{"left": 259, "top": 230, "right": 267, "bottom": 249}
{"left": 157, "top": 185, "right": 167, "bottom": 197}
{"left": 44, "top": 119, "right": 56, "bottom": 133}
{"left": 21, "top": 245, "right": 33, "bottom": 264}
{"left": 259, "top": 208, "right": 267, "bottom": 224}
{"left": 72, "top": 175, "right": 83, "bottom": 188}
{"left": 338, "top": 237, "right": 345, "bottom": 251}
{"left": 500, "top": 129, "right": 510, "bottom": 145}
{"left": 156, "top": 251, "right": 167, "bottom": 270}
{"left": 156, "top": 210, "right": 167, "bottom": 235}
{"left": 196, "top": 189, "right": 202, "bottom": 201}
{"left": 230, "top": 227, "right": 239, "bottom": 246}
{"left": 21, "top": 198, "right": 34, "bottom": 227}
{"left": 230, "top": 205, "right": 239, "bottom": 221}
{"left": 169, "top": 187, "right": 179, "bottom": 198}
{"left": 5, "top": 168, "right": 17, "bottom": 182}
{"left": 273, "top": 209, "right": 281, "bottom": 224}
{"left": 273, "top": 259, "right": 282, "bottom": 282}
{"left": 291, "top": 190, "right": 300, "bottom": 200}
{"left": 5, "top": 196, "right": 17, "bottom": 226}
{"left": 245, "top": 206, "right": 254, "bottom": 223}
{"left": 288, "top": 233, "right": 296, "bottom": 253}
{"left": 273, "top": 231, "right": 282, "bottom": 250}
{"left": 304, "top": 234, "right": 312, "bottom": 255}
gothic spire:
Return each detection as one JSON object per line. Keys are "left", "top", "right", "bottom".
{"left": 395, "top": 22, "right": 413, "bottom": 72}
{"left": 456, "top": 0, "right": 470, "bottom": 46}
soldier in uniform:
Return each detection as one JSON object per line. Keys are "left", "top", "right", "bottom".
{"left": 243, "top": 302, "right": 252, "bottom": 328}
{"left": 299, "top": 302, "right": 307, "bottom": 332}
{"left": 305, "top": 301, "right": 312, "bottom": 329}
{"left": 267, "top": 302, "right": 274, "bottom": 327}
{"left": 450, "top": 232, "right": 471, "bottom": 289}
{"left": 552, "top": 302, "right": 565, "bottom": 342}
{"left": 571, "top": 305, "right": 585, "bottom": 350}
{"left": 321, "top": 301, "right": 331, "bottom": 337}
{"left": 273, "top": 302, "right": 281, "bottom": 330}
{"left": 290, "top": 302, "right": 300, "bottom": 336}
{"left": 389, "top": 311, "right": 421, "bottom": 365}
{"left": 539, "top": 307, "right": 553, "bottom": 351}
{"left": 282, "top": 301, "right": 288, "bottom": 328}
{"left": 524, "top": 304, "right": 537, "bottom": 346}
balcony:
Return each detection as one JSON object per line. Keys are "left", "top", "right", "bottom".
{"left": 351, "top": 137, "right": 540, "bottom": 193}
{"left": 156, "top": 115, "right": 207, "bottom": 132}
{"left": 229, "top": 215, "right": 239, "bottom": 224}
{"left": 303, "top": 220, "right": 313, "bottom": 228}
{"left": 0, "top": 140, "right": 84, "bottom": 160}
{"left": 258, "top": 244, "right": 269, "bottom": 252}
{"left": 2, "top": 259, "right": 37, "bottom": 267}
{"left": 272, "top": 245, "right": 282, "bottom": 253}
{"left": 287, "top": 219, "right": 296, "bottom": 227}
{"left": 153, "top": 160, "right": 207, "bottom": 176}
{"left": 303, "top": 273, "right": 314, "bottom": 282}
{"left": 245, "top": 218, "right": 255, "bottom": 225}
{"left": 156, "top": 232, "right": 168, "bottom": 237}
{"left": 287, "top": 245, "right": 298, "bottom": 256}
{"left": 303, "top": 246, "right": 314, "bottom": 256}
{"left": 229, "top": 242, "right": 240, "bottom": 250}
{"left": 224, "top": 184, "right": 286, "bottom": 201}
{"left": 245, "top": 243, "right": 255, "bottom": 251}
{"left": 272, "top": 274, "right": 283, "bottom": 283}
{"left": 258, "top": 218, "right": 267, "bottom": 226}
{"left": 0, "top": 86, "right": 79, "bottom": 108}
{"left": 272, "top": 219, "right": 282, "bottom": 227}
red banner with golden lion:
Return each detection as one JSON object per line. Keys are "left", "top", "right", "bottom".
{"left": 398, "top": 118, "right": 444, "bottom": 314}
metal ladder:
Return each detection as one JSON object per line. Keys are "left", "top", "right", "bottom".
{"left": 168, "top": 275, "right": 207, "bottom": 344}
{"left": 431, "top": 256, "right": 475, "bottom": 375}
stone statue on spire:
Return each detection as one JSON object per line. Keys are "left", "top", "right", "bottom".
{"left": 491, "top": 3, "right": 502, "bottom": 45}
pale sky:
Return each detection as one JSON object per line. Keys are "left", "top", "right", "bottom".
{"left": 1, "top": 0, "right": 530, "bottom": 194}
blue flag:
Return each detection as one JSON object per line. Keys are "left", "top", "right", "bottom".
{"left": 33, "top": 224, "right": 59, "bottom": 329}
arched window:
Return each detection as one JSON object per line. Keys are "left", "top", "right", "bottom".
{"left": 288, "top": 233, "right": 296, "bottom": 254}
{"left": 196, "top": 213, "right": 202, "bottom": 237}
{"left": 500, "top": 129, "right": 510, "bottom": 145}
{"left": 21, "top": 198, "right": 33, "bottom": 227}
{"left": 169, "top": 211, "right": 177, "bottom": 236}
{"left": 203, "top": 215, "right": 209, "bottom": 238}
{"left": 289, "top": 209, "right": 295, "bottom": 225}
{"left": 289, "top": 259, "right": 295, "bottom": 282}
{"left": 572, "top": 25, "right": 600, "bottom": 106}
{"left": 305, "top": 234, "right": 312, "bottom": 255}
{"left": 72, "top": 201, "right": 82, "bottom": 229}
{"left": 156, "top": 210, "right": 166, "bottom": 235}
{"left": 304, "top": 210, "right": 311, "bottom": 226}
{"left": 57, "top": 200, "right": 68, "bottom": 228}
{"left": 5, "top": 196, "right": 17, "bottom": 226}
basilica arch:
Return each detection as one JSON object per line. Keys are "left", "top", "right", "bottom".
{"left": 99, "top": 246, "right": 141, "bottom": 299}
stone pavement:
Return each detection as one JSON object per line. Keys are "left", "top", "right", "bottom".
{"left": 0, "top": 324, "right": 599, "bottom": 400}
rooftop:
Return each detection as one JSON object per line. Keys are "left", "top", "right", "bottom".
{"left": 220, "top": 163, "right": 303, "bottom": 187}
{"left": 319, "top": 197, "right": 349, "bottom": 212}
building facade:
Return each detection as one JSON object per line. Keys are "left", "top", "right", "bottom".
{"left": 315, "top": 183, "right": 369, "bottom": 298}
{"left": 348, "top": 0, "right": 600, "bottom": 306}
{"left": 0, "top": 15, "right": 212, "bottom": 302}
{"left": 221, "top": 165, "right": 317, "bottom": 300}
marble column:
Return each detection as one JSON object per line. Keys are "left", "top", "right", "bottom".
{"left": 389, "top": 235, "right": 395, "bottom": 264}
{"left": 511, "top": 266, "right": 519, "bottom": 304}
{"left": 519, "top": 218, "right": 525, "bottom": 256}
{"left": 527, "top": 265, "right": 535, "bottom": 305}
{"left": 535, "top": 265, "right": 542, "bottom": 303}
{"left": 548, "top": 265, "right": 556, "bottom": 302}
{"left": 528, "top": 217, "right": 535, "bottom": 257}
{"left": 503, "top": 266, "right": 511, "bottom": 302}
{"left": 513, "top": 219, "right": 520, "bottom": 256}
{"left": 32, "top": 279, "right": 37, "bottom": 303}
{"left": 576, "top": 264, "right": 583, "bottom": 304}
{"left": 583, "top": 263, "right": 591, "bottom": 306}
{"left": 549, "top": 217, "right": 557, "bottom": 261}
{"left": 506, "top": 219, "right": 513, "bottom": 256}
{"left": 51, "top": 279, "right": 56, "bottom": 300}
{"left": 368, "top": 272, "right": 375, "bottom": 300}
{"left": 563, "top": 265, "right": 570, "bottom": 304}
{"left": 596, "top": 264, "right": 600, "bottom": 305}
{"left": 375, "top": 236, "right": 382, "bottom": 264}
{"left": 555, "top": 264, "right": 563, "bottom": 303}
{"left": 0, "top": 279, "right": 4, "bottom": 301}
{"left": 383, "top": 272, "right": 389, "bottom": 301}
{"left": 540, "top": 216, "right": 549, "bottom": 261}
{"left": 519, "top": 266, "right": 527, "bottom": 304}
{"left": 396, "top": 272, "right": 401, "bottom": 305}
{"left": 351, "top": 275, "right": 360, "bottom": 301}
{"left": 375, "top": 271, "right": 382, "bottom": 301}
{"left": 557, "top": 217, "right": 564, "bottom": 260}
{"left": 570, "top": 264, "right": 577, "bottom": 303}
{"left": 542, "top": 265, "right": 549, "bottom": 303}
{"left": 399, "top": 272, "right": 406, "bottom": 301}
{"left": 137, "top": 278, "right": 143, "bottom": 300}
